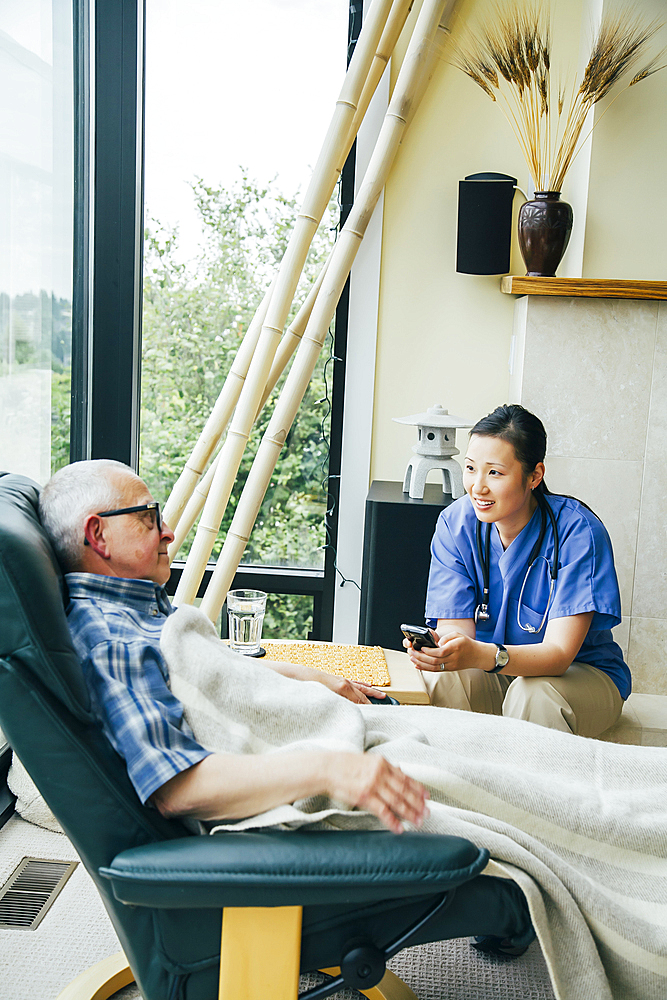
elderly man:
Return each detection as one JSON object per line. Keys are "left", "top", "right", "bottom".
{"left": 39, "top": 459, "right": 428, "bottom": 834}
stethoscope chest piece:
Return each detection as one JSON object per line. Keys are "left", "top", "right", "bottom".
{"left": 475, "top": 603, "right": 491, "bottom": 624}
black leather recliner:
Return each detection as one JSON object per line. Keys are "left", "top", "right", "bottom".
{"left": 0, "top": 473, "right": 532, "bottom": 1000}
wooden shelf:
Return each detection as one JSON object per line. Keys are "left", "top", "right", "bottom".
{"left": 500, "top": 276, "right": 667, "bottom": 300}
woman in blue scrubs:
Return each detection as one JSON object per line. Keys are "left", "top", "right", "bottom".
{"left": 406, "top": 404, "right": 630, "bottom": 736}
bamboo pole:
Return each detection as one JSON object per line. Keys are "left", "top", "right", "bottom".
{"left": 168, "top": 451, "right": 220, "bottom": 559}
{"left": 258, "top": 1, "right": 416, "bottom": 414}
{"left": 346, "top": 0, "right": 416, "bottom": 148}
{"left": 174, "top": 0, "right": 402, "bottom": 607}
{"left": 256, "top": 248, "right": 332, "bottom": 413}
{"left": 200, "top": 0, "right": 456, "bottom": 623}
{"left": 167, "top": 255, "right": 331, "bottom": 559}
{"left": 162, "top": 281, "right": 274, "bottom": 532}
{"left": 163, "top": 0, "right": 413, "bottom": 537}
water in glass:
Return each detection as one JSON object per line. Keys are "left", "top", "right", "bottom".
{"left": 227, "top": 589, "right": 267, "bottom": 655}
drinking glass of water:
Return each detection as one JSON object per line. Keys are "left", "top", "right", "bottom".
{"left": 226, "top": 589, "right": 267, "bottom": 656}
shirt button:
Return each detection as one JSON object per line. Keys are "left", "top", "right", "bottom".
{"left": 151, "top": 607, "right": 159, "bottom": 617}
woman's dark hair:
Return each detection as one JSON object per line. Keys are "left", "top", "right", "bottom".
{"left": 470, "top": 403, "right": 550, "bottom": 495}
{"left": 470, "top": 403, "right": 599, "bottom": 517}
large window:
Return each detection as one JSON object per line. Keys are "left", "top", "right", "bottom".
{"left": 59, "top": 1, "right": 356, "bottom": 640}
{"left": 139, "top": 0, "right": 352, "bottom": 637}
{"left": 0, "top": 0, "right": 74, "bottom": 483}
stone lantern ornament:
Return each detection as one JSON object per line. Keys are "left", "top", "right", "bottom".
{"left": 393, "top": 404, "right": 473, "bottom": 500}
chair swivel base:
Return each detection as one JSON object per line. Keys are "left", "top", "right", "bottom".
{"left": 55, "top": 948, "right": 417, "bottom": 1000}
{"left": 56, "top": 952, "right": 133, "bottom": 1000}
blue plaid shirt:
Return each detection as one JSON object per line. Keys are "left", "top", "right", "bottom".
{"left": 65, "top": 573, "right": 211, "bottom": 804}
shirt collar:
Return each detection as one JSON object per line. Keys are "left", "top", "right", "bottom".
{"left": 65, "top": 573, "right": 173, "bottom": 616}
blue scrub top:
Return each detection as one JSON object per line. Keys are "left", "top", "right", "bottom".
{"left": 425, "top": 493, "right": 631, "bottom": 699}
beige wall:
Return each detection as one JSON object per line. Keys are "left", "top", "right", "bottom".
{"left": 583, "top": 0, "right": 667, "bottom": 280}
{"left": 370, "top": 0, "right": 667, "bottom": 484}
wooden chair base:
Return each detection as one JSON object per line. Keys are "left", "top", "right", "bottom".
{"left": 56, "top": 956, "right": 416, "bottom": 1000}
{"left": 56, "top": 906, "right": 418, "bottom": 1000}
{"left": 56, "top": 951, "right": 133, "bottom": 1000}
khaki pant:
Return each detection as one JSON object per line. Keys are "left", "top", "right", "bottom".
{"left": 422, "top": 661, "right": 623, "bottom": 737}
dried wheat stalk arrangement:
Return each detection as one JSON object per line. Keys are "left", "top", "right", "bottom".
{"left": 453, "top": 4, "right": 663, "bottom": 192}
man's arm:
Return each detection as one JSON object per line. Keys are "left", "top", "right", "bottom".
{"left": 151, "top": 750, "right": 428, "bottom": 835}
{"left": 262, "top": 658, "right": 386, "bottom": 703}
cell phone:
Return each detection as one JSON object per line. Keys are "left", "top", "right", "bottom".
{"left": 400, "top": 624, "right": 438, "bottom": 651}
{"left": 366, "top": 693, "right": 400, "bottom": 706}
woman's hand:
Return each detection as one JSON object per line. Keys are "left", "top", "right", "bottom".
{"left": 404, "top": 629, "right": 493, "bottom": 673}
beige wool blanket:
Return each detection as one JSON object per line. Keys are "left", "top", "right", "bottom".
{"left": 162, "top": 605, "right": 667, "bottom": 1000}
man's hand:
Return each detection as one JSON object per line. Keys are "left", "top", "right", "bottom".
{"left": 314, "top": 674, "right": 386, "bottom": 704}
{"left": 324, "top": 752, "right": 429, "bottom": 834}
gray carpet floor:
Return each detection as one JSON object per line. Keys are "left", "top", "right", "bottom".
{"left": 0, "top": 815, "right": 555, "bottom": 999}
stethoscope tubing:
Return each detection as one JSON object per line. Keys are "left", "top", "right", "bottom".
{"left": 474, "top": 492, "right": 560, "bottom": 634}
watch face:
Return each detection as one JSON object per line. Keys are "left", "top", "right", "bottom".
{"left": 496, "top": 646, "right": 510, "bottom": 667}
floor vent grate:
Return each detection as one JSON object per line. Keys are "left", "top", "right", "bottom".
{"left": 0, "top": 857, "right": 78, "bottom": 930}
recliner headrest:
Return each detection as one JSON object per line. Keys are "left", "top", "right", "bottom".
{"left": 0, "top": 473, "right": 92, "bottom": 720}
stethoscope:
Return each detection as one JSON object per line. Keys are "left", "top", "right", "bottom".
{"left": 474, "top": 492, "right": 560, "bottom": 634}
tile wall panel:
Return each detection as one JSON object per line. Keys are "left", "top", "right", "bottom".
{"left": 631, "top": 301, "right": 667, "bottom": 620}
{"left": 521, "top": 297, "right": 658, "bottom": 460}
{"left": 627, "top": 617, "right": 667, "bottom": 695}
{"left": 516, "top": 296, "right": 667, "bottom": 695}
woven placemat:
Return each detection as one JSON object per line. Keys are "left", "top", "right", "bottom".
{"left": 261, "top": 642, "right": 391, "bottom": 687}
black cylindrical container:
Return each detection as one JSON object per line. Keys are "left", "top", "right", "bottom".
{"left": 456, "top": 172, "right": 517, "bottom": 275}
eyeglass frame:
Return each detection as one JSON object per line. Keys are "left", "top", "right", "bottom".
{"left": 83, "top": 502, "right": 162, "bottom": 545}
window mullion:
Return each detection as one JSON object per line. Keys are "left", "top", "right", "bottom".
{"left": 88, "top": 0, "right": 145, "bottom": 466}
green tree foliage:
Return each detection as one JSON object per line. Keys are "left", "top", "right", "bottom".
{"left": 140, "top": 171, "right": 339, "bottom": 637}
{"left": 51, "top": 369, "right": 72, "bottom": 473}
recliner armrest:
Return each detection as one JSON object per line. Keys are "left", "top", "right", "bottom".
{"left": 100, "top": 830, "right": 489, "bottom": 908}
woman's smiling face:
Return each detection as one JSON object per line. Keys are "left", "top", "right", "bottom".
{"left": 463, "top": 434, "right": 544, "bottom": 539}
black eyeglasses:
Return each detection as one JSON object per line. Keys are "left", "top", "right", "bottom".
{"left": 84, "top": 502, "right": 162, "bottom": 544}
{"left": 98, "top": 502, "right": 162, "bottom": 531}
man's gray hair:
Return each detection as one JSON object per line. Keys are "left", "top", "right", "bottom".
{"left": 39, "top": 460, "right": 138, "bottom": 572}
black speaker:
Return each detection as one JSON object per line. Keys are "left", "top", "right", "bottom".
{"left": 358, "top": 481, "right": 453, "bottom": 651}
{"left": 456, "top": 172, "right": 517, "bottom": 275}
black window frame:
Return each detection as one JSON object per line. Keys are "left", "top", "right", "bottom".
{"left": 70, "top": 0, "right": 360, "bottom": 640}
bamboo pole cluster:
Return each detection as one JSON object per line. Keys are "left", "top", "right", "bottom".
{"left": 172, "top": 0, "right": 413, "bottom": 608}
{"left": 166, "top": 0, "right": 459, "bottom": 621}
{"left": 164, "top": 0, "right": 407, "bottom": 536}
{"left": 164, "top": 0, "right": 417, "bottom": 554}
{"left": 452, "top": 4, "right": 663, "bottom": 193}
{"left": 200, "top": 0, "right": 457, "bottom": 622}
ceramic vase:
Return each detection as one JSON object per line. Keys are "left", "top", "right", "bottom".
{"left": 518, "top": 191, "right": 573, "bottom": 277}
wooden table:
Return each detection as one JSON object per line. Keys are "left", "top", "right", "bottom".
{"left": 260, "top": 639, "right": 430, "bottom": 705}
{"left": 382, "top": 647, "right": 430, "bottom": 704}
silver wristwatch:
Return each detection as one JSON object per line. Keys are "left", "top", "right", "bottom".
{"left": 490, "top": 643, "right": 509, "bottom": 673}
